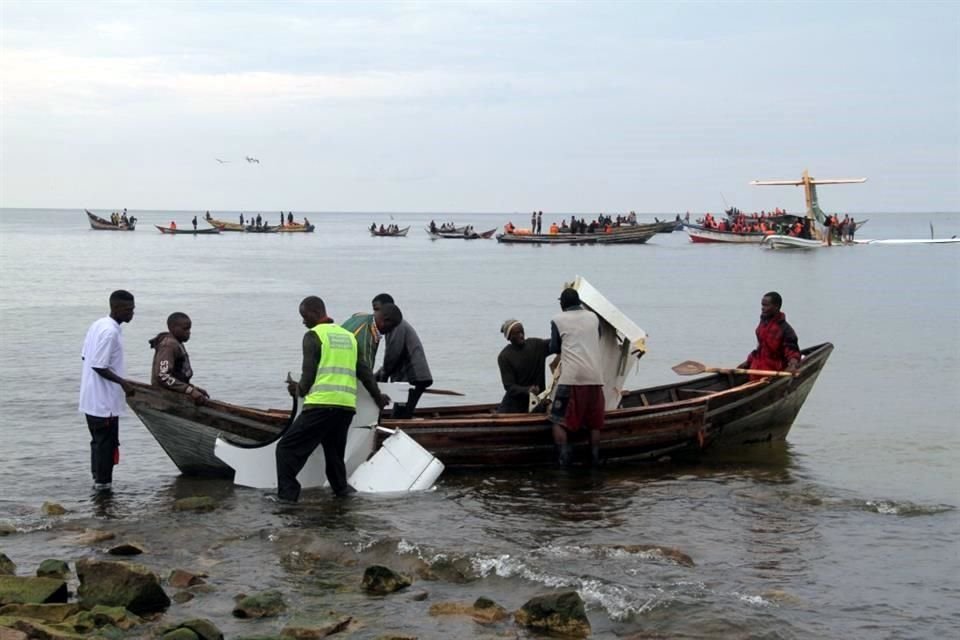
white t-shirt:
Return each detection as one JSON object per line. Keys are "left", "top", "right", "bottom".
{"left": 78, "top": 316, "right": 126, "bottom": 417}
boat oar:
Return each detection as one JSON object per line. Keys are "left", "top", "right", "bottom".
{"left": 421, "top": 388, "right": 465, "bottom": 397}
{"left": 671, "top": 360, "right": 796, "bottom": 378}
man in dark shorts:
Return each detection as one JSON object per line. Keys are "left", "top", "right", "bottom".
{"left": 548, "top": 288, "right": 606, "bottom": 466}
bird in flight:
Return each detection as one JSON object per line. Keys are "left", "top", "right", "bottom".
{"left": 246, "top": 156, "right": 260, "bottom": 164}
{"left": 215, "top": 158, "right": 231, "bottom": 164}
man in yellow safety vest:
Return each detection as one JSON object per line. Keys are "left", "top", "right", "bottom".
{"left": 275, "top": 295, "right": 389, "bottom": 502}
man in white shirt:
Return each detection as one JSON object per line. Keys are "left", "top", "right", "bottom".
{"left": 79, "top": 290, "right": 135, "bottom": 491}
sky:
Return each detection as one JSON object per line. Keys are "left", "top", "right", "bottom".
{"left": 1, "top": 1, "right": 957, "bottom": 213}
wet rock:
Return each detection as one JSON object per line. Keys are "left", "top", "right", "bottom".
{"left": 423, "top": 556, "right": 477, "bottom": 583}
{"left": 428, "top": 599, "right": 508, "bottom": 625}
{"left": 172, "top": 497, "right": 216, "bottom": 513}
{"left": 0, "top": 576, "right": 68, "bottom": 605}
{"left": 172, "top": 591, "right": 194, "bottom": 604}
{"left": 78, "top": 604, "right": 143, "bottom": 631}
{"left": 280, "top": 613, "right": 353, "bottom": 638}
{"left": 161, "top": 618, "right": 223, "bottom": 640}
{"left": 168, "top": 569, "right": 206, "bottom": 589}
{"left": 376, "top": 636, "right": 418, "bottom": 640}
{"left": 40, "top": 503, "right": 67, "bottom": 516}
{"left": 0, "top": 524, "right": 16, "bottom": 537}
{"left": 361, "top": 566, "right": 412, "bottom": 595}
{"left": 107, "top": 543, "right": 144, "bottom": 556}
{"left": 0, "top": 627, "right": 28, "bottom": 640}
{"left": 761, "top": 589, "right": 803, "bottom": 605}
{"left": 75, "top": 558, "right": 170, "bottom": 615}
{"left": 0, "top": 602, "right": 79, "bottom": 622}
{"left": 0, "top": 617, "right": 86, "bottom": 640}
{"left": 36, "top": 560, "right": 70, "bottom": 579}
{"left": 0, "top": 554, "right": 15, "bottom": 576}
{"left": 514, "top": 591, "right": 591, "bottom": 638}
{"left": 232, "top": 590, "right": 286, "bottom": 618}
{"left": 68, "top": 529, "right": 115, "bottom": 545}
{"left": 162, "top": 629, "right": 200, "bottom": 640}
{"left": 187, "top": 583, "right": 215, "bottom": 595}
{"left": 607, "top": 544, "right": 695, "bottom": 567}
{"left": 408, "top": 590, "right": 429, "bottom": 602}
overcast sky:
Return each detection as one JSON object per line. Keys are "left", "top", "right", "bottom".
{"left": 1, "top": 1, "right": 957, "bottom": 213}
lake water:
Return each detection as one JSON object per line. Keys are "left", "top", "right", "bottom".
{"left": 0, "top": 208, "right": 957, "bottom": 638}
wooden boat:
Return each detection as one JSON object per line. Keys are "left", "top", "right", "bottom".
{"left": 497, "top": 226, "right": 656, "bottom": 245}
{"left": 125, "top": 343, "right": 830, "bottom": 475}
{"left": 204, "top": 217, "right": 245, "bottom": 232}
{"left": 684, "top": 223, "right": 771, "bottom": 244}
{"left": 86, "top": 210, "right": 136, "bottom": 231}
{"left": 277, "top": 223, "right": 315, "bottom": 233}
{"left": 427, "top": 227, "right": 497, "bottom": 239}
{"left": 245, "top": 224, "right": 280, "bottom": 233}
{"left": 155, "top": 225, "right": 221, "bottom": 235}
{"left": 370, "top": 226, "right": 410, "bottom": 237}
{"left": 125, "top": 276, "right": 830, "bottom": 476}
{"left": 653, "top": 219, "right": 684, "bottom": 233}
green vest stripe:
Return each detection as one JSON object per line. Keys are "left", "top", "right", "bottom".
{"left": 304, "top": 323, "right": 358, "bottom": 409}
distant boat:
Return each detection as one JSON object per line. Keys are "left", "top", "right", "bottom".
{"left": 155, "top": 225, "right": 221, "bottom": 235}
{"left": 277, "top": 223, "right": 315, "bottom": 233}
{"left": 204, "top": 217, "right": 245, "bottom": 232}
{"left": 86, "top": 210, "right": 135, "bottom": 231}
{"left": 427, "top": 227, "right": 496, "bottom": 239}
{"left": 370, "top": 226, "right": 410, "bottom": 237}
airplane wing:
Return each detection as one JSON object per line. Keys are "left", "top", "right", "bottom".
{"left": 750, "top": 180, "right": 804, "bottom": 186}
{"left": 807, "top": 178, "right": 867, "bottom": 184}
{"left": 751, "top": 178, "right": 867, "bottom": 185}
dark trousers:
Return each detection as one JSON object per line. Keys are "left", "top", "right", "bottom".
{"left": 85, "top": 415, "right": 119, "bottom": 484}
{"left": 391, "top": 380, "right": 432, "bottom": 419}
{"left": 275, "top": 406, "right": 354, "bottom": 501}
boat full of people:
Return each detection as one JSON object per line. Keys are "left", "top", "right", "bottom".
{"left": 86, "top": 209, "right": 137, "bottom": 231}
{"left": 370, "top": 223, "right": 410, "bottom": 237}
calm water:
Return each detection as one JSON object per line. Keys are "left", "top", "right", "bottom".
{"left": 0, "top": 208, "right": 957, "bottom": 639}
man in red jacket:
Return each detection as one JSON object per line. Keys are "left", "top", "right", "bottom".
{"left": 747, "top": 292, "right": 801, "bottom": 374}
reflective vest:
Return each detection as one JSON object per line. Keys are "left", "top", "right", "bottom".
{"left": 305, "top": 323, "right": 358, "bottom": 409}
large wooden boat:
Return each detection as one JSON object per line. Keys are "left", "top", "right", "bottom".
{"left": 156, "top": 225, "right": 221, "bottom": 235}
{"left": 126, "top": 275, "right": 830, "bottom": 476}
{"left": 498, "top": 226, "right": 657, "bottom": 245}
{"left": 86, "top": 210, "right": 136, "bottom": 231}
{"left": 370, "top": 226, "right": 410, "bottom": 237}
{"left": 125, "top": 344, "right": 830, "bottom": 475}
{"left": 244, "top": 224, "right": 280, "bottom": 233}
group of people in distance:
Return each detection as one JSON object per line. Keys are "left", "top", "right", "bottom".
{"left": 109, "top": 209, "right": 135, "bottom": 227}
{"left": 371, "top": 223, "right": 401, "bottom": 234}
{"left": 823, "top": 214, "right": 857, "bottom": 245}
{"left": 503, "top": 211, "right": 640, "bottom": 236}
{"left": 79, "top": 286, "right": 802, "bottom": 501}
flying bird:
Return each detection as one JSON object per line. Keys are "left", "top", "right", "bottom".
{"left": 246, "top": 156, "right": 260, "bottom": 164}
{"left": 215, "top": 158, "right": 231, "bottom": 164}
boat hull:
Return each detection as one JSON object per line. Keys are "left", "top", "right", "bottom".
{"left": 128, "top": 344, "right": 832, "bottom": 474}
{"left": 156, "top": 225, "right": 221, "bottom": 235}
{"left": 684, "top": 223, "right": 770, "bottom": 244}
{"left": 762, "top": 235, "right": 825, "bottom": 250}
{"left": 86, "top": 210, "right": 135, "bottom": 231}
{"left": 370, "top": 226, "right": 410, "bottom": 237}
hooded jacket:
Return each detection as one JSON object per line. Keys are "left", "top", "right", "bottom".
{"left": 149, "top": 332, "right": 196, "bottom": 394}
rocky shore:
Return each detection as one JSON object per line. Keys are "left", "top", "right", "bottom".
{"left": 1, "top": 494, "right": 698, "bottom": 639}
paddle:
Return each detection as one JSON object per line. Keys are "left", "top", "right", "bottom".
{"left": 422, "top": 388, "right": 465, "bottom": 397}
{"left": 671, "top": 360, "right": 796, "bottom": 378}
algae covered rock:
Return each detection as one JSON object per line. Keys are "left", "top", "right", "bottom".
{"left": 232, "top": 590, "right": 286, "bottom": 618}
{"left": 280, "top": 613, "right": 352, "bottom": 638}
{"left": 107, "top": 543, "right": 144, "bottom": 557}
{"left": 0, "top": 576, "right": 68, "bottom": 605}
{"left": 161, "top": 618, "right": 223, "bottom": 640}
{"left": 514, "top": 590, "right": 591, "bottom": 638}
{"left": 75, "top": 558, "right": 170, "bottom": 615}
{"left": 0, "top": 602, "right": 79, "bottom": 622}
{"left": 36, "top": 559, "right": 70, "bottom": 579}
{"left": 361, "top": 566, "right": 412, "bottom": 595}
{"left": 40, "top": 502, "right": 67, "bottom": 516}
{"left": 168, "top": 569, "right": 205, "bottom": 589}
{"left": 172, "top": 497, "right": 217, "bottom": 513}
{"left": 0, "top": 554, "right": 15, "bottom": 576}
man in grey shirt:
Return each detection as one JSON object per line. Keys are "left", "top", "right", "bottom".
{"left": 375, "top": 303, "right": 433, "bottom": 418}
